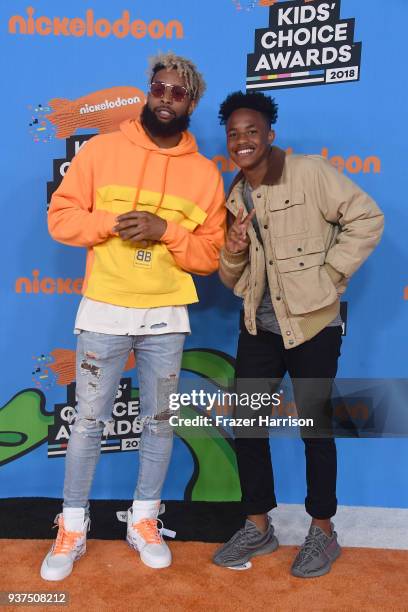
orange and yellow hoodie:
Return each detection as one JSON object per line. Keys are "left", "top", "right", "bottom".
{"left": 48, "top": 119, "right": 226, "bottom": 307}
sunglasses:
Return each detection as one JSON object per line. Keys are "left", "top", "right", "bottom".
{"left": 149, "top": 81, "right": 190, "bottom": 102}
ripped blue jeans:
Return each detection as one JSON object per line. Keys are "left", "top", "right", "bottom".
{"left": 62, "top": 330, "right": 185, "bottom": 512}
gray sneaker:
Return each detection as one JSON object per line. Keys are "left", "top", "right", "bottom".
{"left": 213, "top": 518, "right": 279, "bottom": 568}
{"left": 291, "top": 523, "right": 341, "bottom": 578}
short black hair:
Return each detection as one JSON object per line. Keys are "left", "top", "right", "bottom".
{"left": 218, "top": 91, "right": 278, "bottom": 127}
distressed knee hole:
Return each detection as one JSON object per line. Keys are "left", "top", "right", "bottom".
{"left": 80, "top": 358, "right": 101, "bottom": 379}
{"left": 154, "top": 409, "right": 172, "bottom": 421}
{"left": 73, "top": 416, "right": 97, "bottom": 435}
{"left": 73, "top": 415, "right": 111, "bottom": 436}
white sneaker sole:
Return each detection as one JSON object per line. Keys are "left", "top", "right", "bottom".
{"left": 40, "top": 546, "right": 86, "bottom": 581}
{"left": 126, "top": 536, "right": 171, "bottom": 569}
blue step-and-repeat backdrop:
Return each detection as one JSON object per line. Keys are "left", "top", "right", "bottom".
{"left": 1, "top": 0, "right": 407, "bottom": 508}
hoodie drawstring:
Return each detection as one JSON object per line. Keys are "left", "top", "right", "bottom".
{"left": 153, "top": 155, "right": 170, "bottom": 215}
{"left": 131, "top": 150, "right": 150, "bottom": 211}
{"left": 131, "top": 151, "right": 170, "bottom": 216}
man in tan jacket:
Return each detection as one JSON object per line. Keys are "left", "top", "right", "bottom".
{"left": 213, "top": 91, "right": 384, "bottom": 577}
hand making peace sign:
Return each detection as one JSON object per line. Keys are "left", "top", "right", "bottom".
{"left": 225, "top": 207, "right": 256, "bottom": 254}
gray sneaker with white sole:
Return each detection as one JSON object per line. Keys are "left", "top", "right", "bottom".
{"left": 291, "top": 523, "right": 341, "bottom": 578}
{"left": 213, "top": 518, "right": 279, "bottom": 568}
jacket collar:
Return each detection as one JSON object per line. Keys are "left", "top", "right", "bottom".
{"left": 227, "top": 145, "right": 286, "bottom": 198}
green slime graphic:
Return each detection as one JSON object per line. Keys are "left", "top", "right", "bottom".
{"left": 0, "top": 390, "right": 53, "bottom": 466}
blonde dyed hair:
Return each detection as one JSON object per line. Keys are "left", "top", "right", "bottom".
{"left": 148, "top": 52, "right": 206, "bottom": 103}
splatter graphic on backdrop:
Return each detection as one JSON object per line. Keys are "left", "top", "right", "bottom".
{"left": 28, "top": 104, "right": 55, "bottom": 143}
{"left": 31, "top": 354, "right": 56, "bottom": 390}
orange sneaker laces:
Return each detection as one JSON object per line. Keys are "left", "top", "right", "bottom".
{"left": 52, "top": 516, "right": 83, "bottom": 555}
{"left": 133, "top": 518, "right": 163, "bottom": 544}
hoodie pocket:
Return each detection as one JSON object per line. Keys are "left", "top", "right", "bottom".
{"left": 274, "top": 235, "right": 337, "bottom": 315}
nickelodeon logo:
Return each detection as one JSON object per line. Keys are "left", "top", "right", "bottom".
{"left": 15, "top": 270, "right": 83, "bottom": 295}
{"left": 8, "top": 7, "right": 183, "bottom": 39}
{"left": 47, "top": 86, "right": 146, "bottom": 139}
{"left": 213, "top": 147, "right": 381, "bottom": 175}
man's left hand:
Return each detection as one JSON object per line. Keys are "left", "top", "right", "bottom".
{"left": 114, "top": 211, "right": 167, "bottom": 242}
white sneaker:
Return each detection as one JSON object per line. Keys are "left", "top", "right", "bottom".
{"left": 40, "top": 510, "right": 90, "bottom": 581}
{"left": 126, "top": 502, "right": 171, "bottom": 569}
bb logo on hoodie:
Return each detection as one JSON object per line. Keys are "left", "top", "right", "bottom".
{"left": 134, "top": 249, "right": 153, "bottom": 268}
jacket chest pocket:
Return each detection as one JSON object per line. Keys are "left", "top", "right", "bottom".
{"left": 268, "top": 191, "right": 308, "bottom": 236}
{"left": 274, "top": 235, "right": 337, "bottom": 315}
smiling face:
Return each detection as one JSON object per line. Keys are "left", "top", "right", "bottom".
{"left": 226, "top": 108, "right": 274, "bottom": 170}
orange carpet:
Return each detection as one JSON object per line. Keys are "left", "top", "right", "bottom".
{"left": 1, "top": 540, "right": 408, "bottom": 611}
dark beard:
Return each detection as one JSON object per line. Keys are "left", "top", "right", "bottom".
{"left": 141, "top": 104, "right": 190, "bottom": 138}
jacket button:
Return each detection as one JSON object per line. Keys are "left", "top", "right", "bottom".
{"left": 286, "top": 331, "right": 291, "bottom": 336}
{"left": 257, "top": 193, "right": 262, "bottom": 198}
{"left": 276, "top": 296, "right": 281, "bottom": 300}
{"left": 289, "top": 340, "right": 295, "bottom": 345}
{"left": 285, "top": 199, "right": 290, "bottom": 204}
{"left": 264, "top": 224, "right": 268, "bottom": 229}
{"left": 299, "top": 262, "right": 304, "bottom": 267}
{"left": 256, "top": 247, "right": 259, "bottom": 251}
{"left": 269, "top": 260, "right": 273, "bottom": 265}
{"left": 297, "top": 247, "right": 303, "bottom": 252}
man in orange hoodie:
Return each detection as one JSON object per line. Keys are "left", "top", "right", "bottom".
{"left": 41, "top": 53, "right": 225, "bottom": 580}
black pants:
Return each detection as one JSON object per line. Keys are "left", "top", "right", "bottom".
{"left": 234, "top": 317, "right": 342, "bottom": 519}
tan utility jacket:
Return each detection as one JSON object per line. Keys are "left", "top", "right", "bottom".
{"left": 219, "top": 146, "right": 384, "bottom": 349}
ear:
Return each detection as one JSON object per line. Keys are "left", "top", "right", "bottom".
{"left": 268, "top": 129, "right": 275, "bottom": 145}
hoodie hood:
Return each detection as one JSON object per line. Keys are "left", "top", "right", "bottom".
{"left": 120, "top": 118, "right": 198, "bottom": 157}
